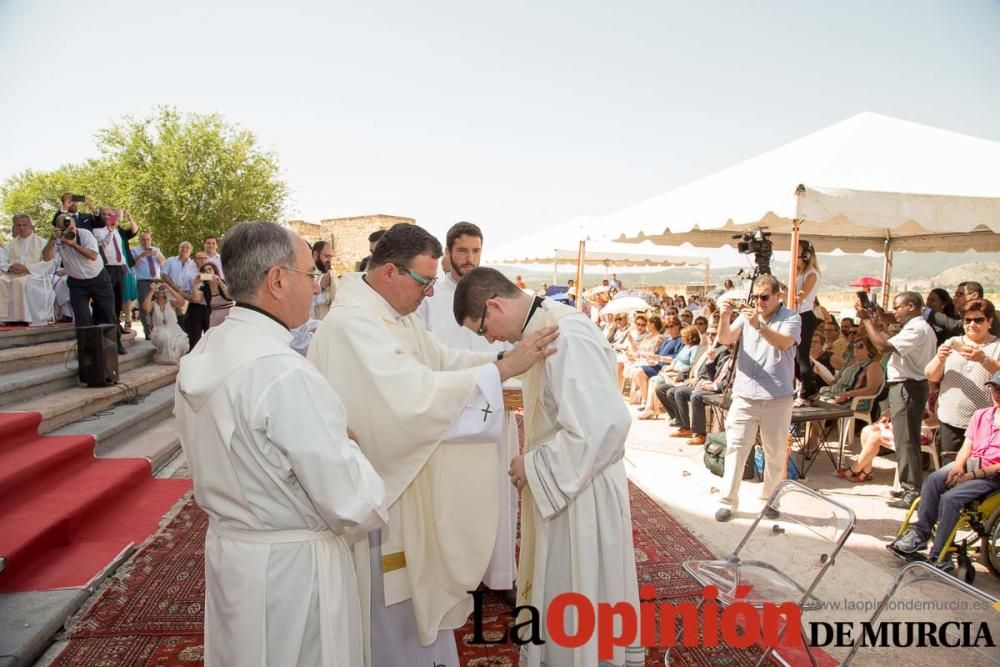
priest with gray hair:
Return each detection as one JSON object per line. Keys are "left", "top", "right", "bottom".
{"left": 174, "top": 220, "right": 387, "bottom": 667}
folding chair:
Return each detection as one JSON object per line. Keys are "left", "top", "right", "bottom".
{"left": 666, "top": 480, "right": 856, "bottom": 667}
{"left": 841, "top": 376, "right": 884, "bottom": 449}
{"left": 842, "top": 561, "right": 1000, "bottom": 665}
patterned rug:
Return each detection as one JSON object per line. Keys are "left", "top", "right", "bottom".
{"left": 53, "top": 483, "right": 766, "bottom": 666}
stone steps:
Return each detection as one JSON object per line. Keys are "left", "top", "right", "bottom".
{"left": 4, "top": 363, "right": 179, "bottom": 434}
{"left": 0, "top": 325, "right": 76, "bottom": 351}
{"left": 0, "top": 340, "right": 152, "bottom": 409}
{"left": 50, "top": 384, "right": 180, "bottom": 472}
{"left": 0, "top": 331, "right": 137, "bottom": 375}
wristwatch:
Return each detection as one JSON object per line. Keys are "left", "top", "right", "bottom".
{"left": 756, "top": 319, "right": 766, "bottom": 332}
{"left": 497, "top": 351, "right": 505, "bottom": 361}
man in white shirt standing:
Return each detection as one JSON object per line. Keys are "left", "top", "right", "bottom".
{"left": 175, "top": 220, "right": 387, "bottom": 666}
{"left": 203, "top": 235, "right": 224, "bottom": 278}
{"left": 92, "top": 208, "right": 138, "bottom": 331}
{"left": 42, "top": 215, "right": 125, "bottom": 354}
{"left": 0, "top": 214, "right": 53, "bottom": 326}
{"left": 161, "top": 241, "right": 198, "bottom": 313}
{"left": 416, "top": 222, "right": 518, "bottom": 601}
{"left": 858, "top": 291, "right": 937, "bottom": 508}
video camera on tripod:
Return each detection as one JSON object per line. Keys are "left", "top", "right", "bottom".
{"left": 733, "top": 228, "right": 773, "bottom": 275}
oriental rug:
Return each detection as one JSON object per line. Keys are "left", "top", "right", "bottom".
{"left": 53, "top": 483, "right": 773, "bottom": 666}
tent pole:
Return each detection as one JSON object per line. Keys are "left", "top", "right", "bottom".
{"left": 788, "top": 218, "right": 801, "bottom": 311}
{"left": 704, "top": 264, "right": 710, "bottom": 293}
{"left": 881, "top": 241, "right": 894, "bottom": 309}
{"left": 575, "top": 240, "right": 586, "bottom": 312}
{"left": 553, "top": 261, "right": 557, "bottom": 285}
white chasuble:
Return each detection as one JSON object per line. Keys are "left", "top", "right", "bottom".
{"left": 0, "top": 234, "right": 53, "bottom": 324}
{"left": 517, "top": 299, "right": 645, "bottom": 667}
{"left": 308, "top": 274, "right": 503, "bottom": 666}
{"left": 417, "top": 274, "right": 519, "bottom": 590}
{"left": 175, "top": 307, "right": 388, "bottom": 667}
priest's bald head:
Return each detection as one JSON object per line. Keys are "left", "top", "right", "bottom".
{"left": 221, "top": 221, "right": 320, "bottom": 329}
{"left": 365, "top": 223, "right": 442, "bottom": 315}
{"left": 453, "top": 267, "right": 534, "bottom": 344}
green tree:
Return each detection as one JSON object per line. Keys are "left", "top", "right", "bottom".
{"left": 0, "top": 106, "right": 288, "bottom": 250}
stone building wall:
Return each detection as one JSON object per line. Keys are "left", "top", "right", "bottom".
{"left": 288, "top": 214, "right": 414, "bottom": 274}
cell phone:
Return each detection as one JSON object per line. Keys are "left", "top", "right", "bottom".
{"left": 71, "top": 194, "right": 86, "bottom": 203}
{"left": 198, "top": 273, "right": 213, "bottom": 281}
{"left": 856, "top": 290, "right": 872, "bottom": 310}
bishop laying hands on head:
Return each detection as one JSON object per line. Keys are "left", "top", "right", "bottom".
{"left": 308, "top": 223, "right": 558, "bottom": 667}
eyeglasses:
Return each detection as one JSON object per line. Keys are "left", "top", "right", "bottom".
{"left": 273, "top": 266, "right": 323, "bottom": 283}
{"left": 752, "top": 293, "right": 772, "bottom": 302}
{"left": 394, "top": 264, "right": 437, "bottom": 294}
{"left": 476, "top": 293, "right": 498, "bottom": 336}
{"left": 964, "top": 316, "right": 987, "bottom": 324}
{"left": 852, "top": 342, "right": 868, "bottom": 350}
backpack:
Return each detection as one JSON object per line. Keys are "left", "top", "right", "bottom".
{"left": 703, "top": 432, "right": 758, "bottom": 480}
{"left": 753, "top": 445, "right": 800, "bottom": 481}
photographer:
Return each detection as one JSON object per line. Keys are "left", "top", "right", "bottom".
{"left": 857, "top": 291, "right": 937, "bottom": 508}
{"left": 714, "top": 274, "right": 801, "bottom": 522}
{"left": 131, "top": 231, "right": 166, "bottom": 339}
{"left": 92, "top": 208, "right": 138, "bottom": 332}
{"left": 183, "top": 253, "right": 215, "bottom": 348}
{"left": 50, "top": 193, "right": 105, "bottom": 231}
{"left": 793, "top": 239, "right": 822, "bottom": 405}
{"left": 42, "top": 214, "right": 125, "bottom": 354}
{"left": 142, "top": 279, "right": 189, "bottom": 363}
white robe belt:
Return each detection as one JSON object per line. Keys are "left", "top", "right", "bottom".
{"left": 210, "top": 522, "right": 336, "bottom": 544}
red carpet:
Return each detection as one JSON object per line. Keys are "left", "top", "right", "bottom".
{"left": 0, "top": 411, "right": 191, "bottom": 592}
{"left": 55, "top": 483, "right": 822, "bottom": 666}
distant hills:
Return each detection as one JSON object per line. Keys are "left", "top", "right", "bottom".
{"left": 495, "top": 251, "right": 1000, "bottom": 291}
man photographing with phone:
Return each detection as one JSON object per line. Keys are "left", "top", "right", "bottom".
{"left": 42, "top": 214, "right": 125, "bottom": 354}
{"left": 856, "top": 291, "right": 937, "bottom": 508}
{"left": 714, "top": 274, "right": 801, "bottom": 522}
{"left": 51, "top": 193, "right": 105, "bottom": 232}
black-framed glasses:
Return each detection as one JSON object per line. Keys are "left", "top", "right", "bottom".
{"left": 394, "top": 264, "right": 437, "bottom": 294}
{"left": 753, "top": 293, "right": 772, "bottom": 302}
{"left": 476, "top": 293, "right": 498, "bottom": 336}
{"left": 965, "top": 316, "right": 987, "bottom": 324}
{"left": 852, "top": 342, "right": 867, "bottom": 350}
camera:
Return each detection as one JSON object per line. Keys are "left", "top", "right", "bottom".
{"left": 733, "top": 228, "right": 773, "bottom": 274}
{"left": 54, "top": 215, "right": 76, "bottom": 241}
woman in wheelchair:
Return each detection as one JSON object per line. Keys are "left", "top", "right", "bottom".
{"left": 890, "top": 373, "right": 1000, "bottom": 569}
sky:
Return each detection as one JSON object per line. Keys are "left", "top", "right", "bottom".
{"left": 1, "top": 0, "right": 999, "bottom": 256}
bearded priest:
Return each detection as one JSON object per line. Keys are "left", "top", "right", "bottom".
{"left": 453, "top": 266, "right": 644, "bottom": 667}
{"left": 415, "top": 221, "right": 519, "bottom": 598}
{"left": 308, "top": 223, "right": 558, "bottom": 667}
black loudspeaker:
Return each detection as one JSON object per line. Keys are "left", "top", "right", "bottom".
{"left": 76, "top": 324, "right": 119, "bottom": 387}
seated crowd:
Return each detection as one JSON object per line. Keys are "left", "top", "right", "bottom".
{"left": 597, "top": 278, "right": 1000, "bottom": 571}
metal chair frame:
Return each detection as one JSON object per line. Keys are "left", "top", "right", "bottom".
{"left": 666, "top": 480, "right": 857, "bottom": 667}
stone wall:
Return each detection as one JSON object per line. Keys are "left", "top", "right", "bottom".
{"left": 288, "top": 214, "right": 415, "bottom": 274}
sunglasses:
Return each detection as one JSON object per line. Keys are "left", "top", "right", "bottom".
{"left": 752, "top": 293, "right": 772, "bottom": 302}
{"left": 965, "top": 316, "right": 987, "bottom": 324}
{"left": 852, "top": 342, "right": 868, "bottom": 350}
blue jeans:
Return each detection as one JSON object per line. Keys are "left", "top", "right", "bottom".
{"left": 912, "top": 462, "right": 1000, "bottom": 559}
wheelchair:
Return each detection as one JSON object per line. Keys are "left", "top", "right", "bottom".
{"left": 888, "top": 488, "right": 1000, "bottom": 584}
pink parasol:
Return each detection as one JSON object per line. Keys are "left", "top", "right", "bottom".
{"left": 849, "top": 276, "right": 883, "bottom": 288}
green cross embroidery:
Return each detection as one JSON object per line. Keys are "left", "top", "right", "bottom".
{"left": 480, "top": 404, "right": 493, "bottom": 422}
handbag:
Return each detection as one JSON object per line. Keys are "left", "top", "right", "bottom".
{"left": 704, "top": 432, "right": 758, "bottom": 480}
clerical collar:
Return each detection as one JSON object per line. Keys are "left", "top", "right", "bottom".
{"left": 235, "top": 302, "right": 289, "bottom": 331}
{"left": 520, "top": 296, "right": 546, "bottom": 333}
{"left": 361, "top": 275, "right": 406, "bottom": 321}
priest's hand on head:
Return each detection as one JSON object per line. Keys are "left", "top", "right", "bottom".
{"left": 508, "top": 454, "right": 527, "bottom": 490}
{"left": 496, "top": 326, "right": 559, "bottom": 381}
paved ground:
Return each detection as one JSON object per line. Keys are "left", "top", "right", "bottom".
{"left": 621, "top": 402, "right": 1000, "bottom": 664}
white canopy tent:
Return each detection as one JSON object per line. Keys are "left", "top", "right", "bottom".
{"left": 593, "top": 112, "right": 1000, "bottom": 306}
{"left": 488, "top": 217, "right": 710, "bottom": 285}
